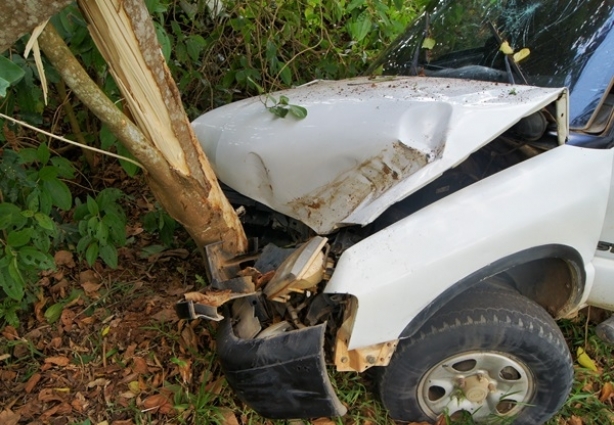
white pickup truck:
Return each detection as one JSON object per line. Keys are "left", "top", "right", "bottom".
{"left": 178, "top": 0, "right": 614, "bottom": 423}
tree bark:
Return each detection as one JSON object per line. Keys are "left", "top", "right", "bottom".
{"left": 0, "top": 0, "right": 73, "bottom": 53}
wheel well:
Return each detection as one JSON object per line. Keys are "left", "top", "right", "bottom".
{"left": 501, "top": 257, "right": 580, "bottom": 318}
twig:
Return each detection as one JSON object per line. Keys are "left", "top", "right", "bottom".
{"left": 0, "top": 112, "right": 143, "bottom": 169}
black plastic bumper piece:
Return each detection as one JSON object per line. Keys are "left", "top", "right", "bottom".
{"left": 217, "top": 320, "right": 347, "bottom": 419}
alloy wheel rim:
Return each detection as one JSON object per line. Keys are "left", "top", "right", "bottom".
{"left": 417, "top": 351, "right": 534, "bottom": 421}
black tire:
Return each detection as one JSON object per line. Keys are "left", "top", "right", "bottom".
{"left": 377, "top": 284, "right": 573, "bottom": 424}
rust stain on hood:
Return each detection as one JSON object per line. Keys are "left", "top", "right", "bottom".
{"left": 288, "top": 142, "right": 434, "bottom": 232}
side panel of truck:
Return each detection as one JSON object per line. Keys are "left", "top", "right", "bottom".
{"left": 325, "top": 144, "right": 613, "bottom": 350}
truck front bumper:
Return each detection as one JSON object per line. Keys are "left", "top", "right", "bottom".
{"left": 216, "top": 320, "right": 347, "bottom": 419}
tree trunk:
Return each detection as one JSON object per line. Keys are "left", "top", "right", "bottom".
{"left": 5, "top": 0, "right": 248, "bottom": 255}
{"left": 0, "top": 0, "right": 73, "bottom": 53}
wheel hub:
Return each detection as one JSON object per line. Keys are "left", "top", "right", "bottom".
{"left": 417, "top": 351, "right": 534, "bottom": 421}
{"left": 461, "top": 374, "right": 491, "bottom": 403}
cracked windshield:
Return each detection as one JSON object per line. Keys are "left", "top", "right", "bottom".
{"left": 372, "top": 0, "right": 614, "bottom": 127}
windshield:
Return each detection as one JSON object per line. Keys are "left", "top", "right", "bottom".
{"left": 370, "top": 0, "right": 614, "bottom": 129}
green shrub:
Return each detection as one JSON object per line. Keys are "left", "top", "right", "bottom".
{"left": 0, "top": 144, "right": 73, "bottom": 302}
{"left": 73, "top": 188, "right": 127, "bottom": 269}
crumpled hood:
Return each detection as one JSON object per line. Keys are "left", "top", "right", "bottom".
{"left": 192, "top": 76, "right": 567, "bottom": 234}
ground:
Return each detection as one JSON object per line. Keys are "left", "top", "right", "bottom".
{"left": 1, "top": 170, "right": 614, "bottom": 425}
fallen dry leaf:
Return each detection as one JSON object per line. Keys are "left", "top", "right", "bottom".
{"left": 180, "top": 324, "right": 198, "bottom": 351}
{"left": 34, "top": 297, "right": 47, "bottom": 322}
{"left": 568, "top": 415, "right": 584, "bottom": 425}
{"left": 220, "top": 408, "right": 240, "bottom": 425}
{"left": 44, "top": 356, "right": 70, "bottom": 366}
{"left": 38, "top": 388, "right": 67, "bottom": 403}
{"left": 82, "top": 281, "right": 103, "bottom": 296}
{"left": 111, "top": 420, "right": 134, "bottom": 425}
{"left": 41, "top": 402, "right": 72, "bottom": 418}
{"left": 176, "top": 358, "right": 192, "bottom": 384}
{"left": 205, "top": 376, "right": 225, "bottom": 395}
{"left": 311, "top": 419, "right": 336, "bottom": 425}
{"left": 434, "top": 415, "right": 447, "bottom": 425}
{"left": 0, "top": 409, "right": 20, "bottom": 425}
{"left": 600, "top": 382, "right": 614, "bottom": 403}
{"left": 132, "top": 357, "right": 149, "bottom": 374}
{"left": 0, "top": 370, "right": 17, "bottom": 380}
{"left": 71, "top": 392, "right": 88, "bottom": 412}
{"left": 141, "top": 393, "right": 174, "bottom": 415}
{"left": 1, "top": 325, "right": 19, "bottom": 340}
{"left": 54, "top": 250, "right": 76, "bottom": 268}
{"left": 25, "top": 373, "right": 42, "bottom": 394}
{"left": 151, "top": 308, "right": 176, "bottom": 322}
{"left": 60, "top": 308, "right": 76, "bottom": 330}
{"left": 87, "top": 378, "right": 110, "bottom": 388}
{"left": 183, "top": 289, "right": 233, "bottom": 307}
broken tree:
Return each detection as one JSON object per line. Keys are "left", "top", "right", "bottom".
{"left": 0, "top": 0, "right": 247, "bottom": 255}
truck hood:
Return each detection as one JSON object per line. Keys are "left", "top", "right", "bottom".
{"left": 192, "top": 76, "right": 567, "bottom": 234}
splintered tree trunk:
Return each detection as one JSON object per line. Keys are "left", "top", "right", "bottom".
{"left": 2, "top": 0, "right": 248, "bottom": 255}
{"left": 76, "top": 0, "right": 247, "bottom": 255}
{"left": 0, "top": 0, "right": 73, "bottom": 53}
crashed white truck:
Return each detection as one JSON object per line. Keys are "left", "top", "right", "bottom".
{"left": 176, "top": 0, "right": 614, "bottom": 423}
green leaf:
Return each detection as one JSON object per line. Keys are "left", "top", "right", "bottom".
{"left": 18, "top": 246, "right": 55, "bottom": 270}
{"left": 103, "top": 213, "right": 126, "bottom": 246}
{"left": 34, "top": 212, "right": 55, "bottom": 231}
{"left": 38, "top": 187, "right": 53, "bottom": 215}
{"left": 17, "top": 148, "right": 39, "bottom": 164}
{"left": 26, "top": 191, "right": 40, "bottom": 212}
{"left": 100, "top": 124, "right": 117, "bottom": 151}
{"left": 7, "top": 260, "right": 26, "bottom": 300}
{"left": 0, "top": 78, "right": 9, "bottom": 98}
{"left": 32, "top": 229, "right": 51, "bottom": 252}
{"left": 186, "top": 34, "right": 206, "bottom": 62}
{"left": 96, "top": 221, "right": 109, "bottom": 245}
{"left": 86, "top": 196, "right": 99, "bottom": 216}
{"left": 154, "top": 22, "right": 171, "bottom": 62}
{"left": 268, "top": 105, "right": 289, "bottom": 118}
{"left": 44, "top": 303, "right": 64, "bottom": 324}
{"left": 0, "top": 203, "right": 27, "bottom": 230}
{"left": 7, "top": 228, "right": 33, "bottom": 247}
{"left": 85, "top": 242, "right": 99, "bottom": 266}
{"left": 99, "top": 244, "right": 118, "bottom": 269}
{"left": 117, "top": 143, "right": 139, "bottom": 177}
{"left": 73, "top": 201, "right": 89, "bottom": 221}
{"left": 96, "top": 188, "right": 123, "bottom": 210}
{"left": 288, "top": 105, "right": 308, "bottom": 119}
{"left": 38, "top": 165, "right": 59, "bottom": 181}
{"left": 43, "top": 178, "right": 72, "bottom": 210}
{"left": 87, "top": 216, "right": 99, "bottom": 237}
{"left": 279, "top": 65, "right": 292, "bottom": 86}
{"left": 348, "top": 14, "right": 372, "bottom": 42}
{"left": 50, "top": 157, "right": 76, "bottom": 179}
{"left": 76, "top": 235, "right": 92, "bottom": 254}
{"left": 37, "top": 143, "right": 50, "bottom": 165}
{"left": 0, "top": 55, "right": 25, "bottom": 96}
{"left": 0, "top": 267, "right": 23, "bottom": 301}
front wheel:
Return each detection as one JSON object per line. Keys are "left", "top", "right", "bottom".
{"left": 377, "top": 284, "right": 573, "bottom": 424}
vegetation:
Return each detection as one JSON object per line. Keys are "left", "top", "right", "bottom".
{"left": 0, "top": 1, "right": 612, "bottom": 424}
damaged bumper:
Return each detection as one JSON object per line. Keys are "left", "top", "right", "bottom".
{"left": 216, "top": 319, "right": 347, "bottom": 419}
